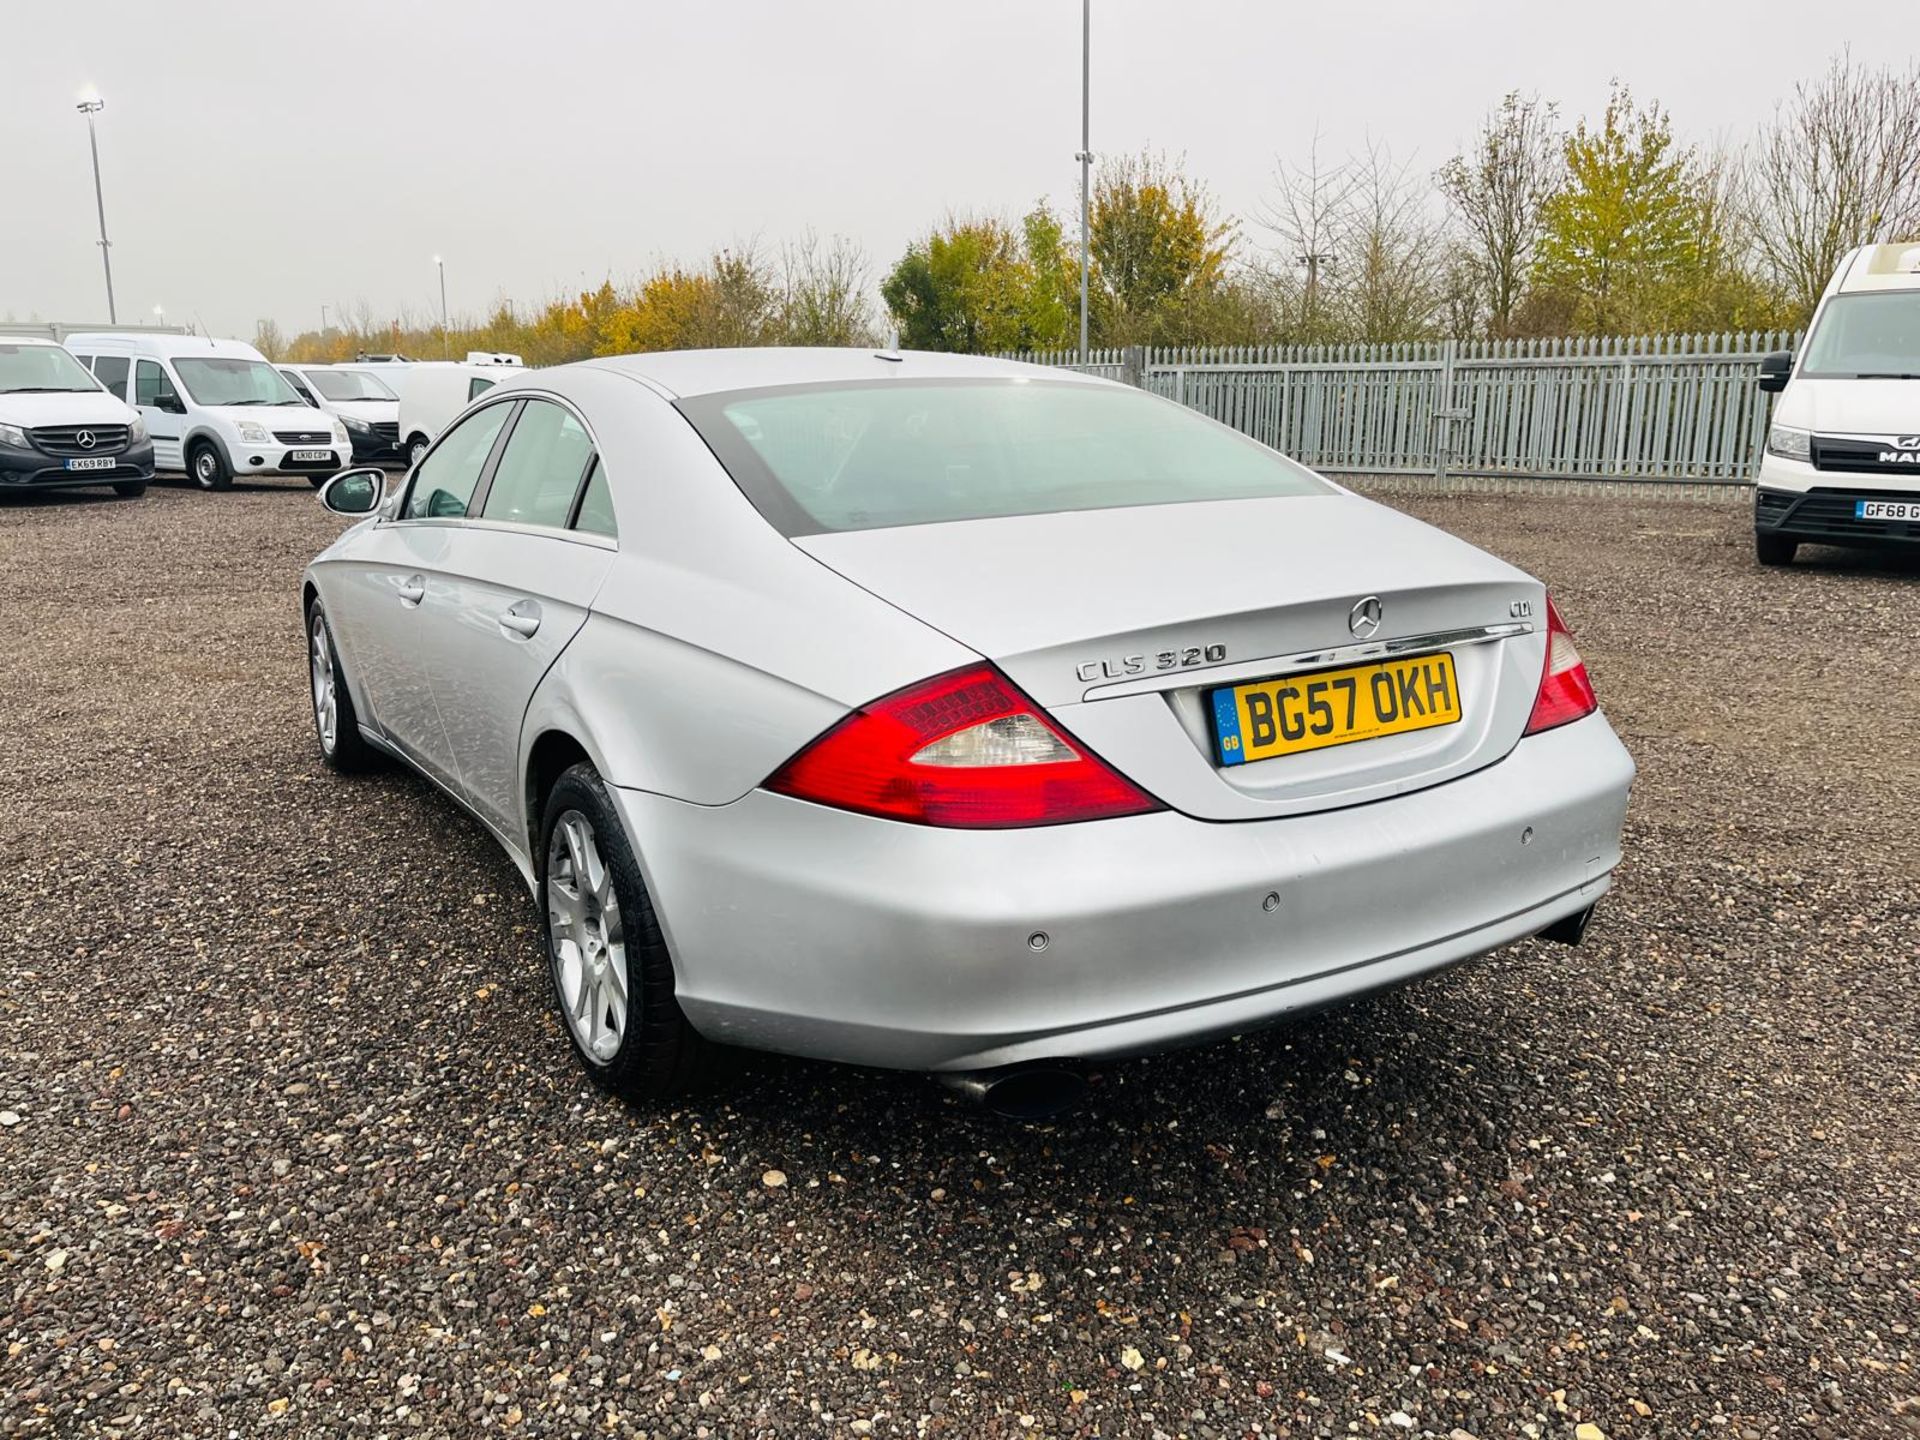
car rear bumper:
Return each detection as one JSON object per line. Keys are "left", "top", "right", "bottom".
{"left": 1756, "top": 486, "right": 1920, "bottom": 547}
{"left": 613, "top": 712, "right": 1635, "bottom": 1072}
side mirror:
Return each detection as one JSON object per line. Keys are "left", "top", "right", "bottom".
{"left": 158, "top": 393, "right": 188, "bottom": 415}
{"left": 1757, "top": 350, "right": 1793, "bottom": 394}
{"left": 319, "top": 467, "right": 386, "bottom": 516}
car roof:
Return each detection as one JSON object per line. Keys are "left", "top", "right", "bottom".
{"left": 63, "top": 332, "right": 267, "bottom": 361}
{"left": 1836, "top": 243, "right": 1920, "bottom": 295}
{"left": 565, "top": 347, "right": 1109, "bottom": 400}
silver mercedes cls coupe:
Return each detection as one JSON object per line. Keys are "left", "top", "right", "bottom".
{"left": 302, "top": 349, "right": 1633, "bottom": 1109}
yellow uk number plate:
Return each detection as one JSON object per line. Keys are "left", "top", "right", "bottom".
{"left": 1210, "top": 653, "right": 1462, "bottom": 766}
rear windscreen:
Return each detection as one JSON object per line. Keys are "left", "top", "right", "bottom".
{"left": 677, "top": 379, "right": 1332, "bottom": 535}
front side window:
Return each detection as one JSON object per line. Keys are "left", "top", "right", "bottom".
{"left": 91, "top": 355, "right": 131, "bottom": 397}
{"left": 403, "top": 402, "right": 513, "bottom": 520}
{"left": 171, "top": 357, "right": 302, "bottom": 407}
{"left": 677, "top": 379, "right": 1333, "bottom": 535}
{"left": 572, "top": 459, "right": 617, "bottom": 538}
{"left": 134, "top": 360, "right": 181, "bottom": 408}
{"left": 1799, "top": 292, "right": 1920, "bottom": 379}
{"left": 310, "top": 368, "right": 397, "bottom": 402}
{"left": 480, "top": 399, "right": 593, "bottom": 529}
{"left": 0, "top": 343, "right": 100, "bottom": 395}
{"left": 280, "top": 370, "right": 318, "bottom": 405}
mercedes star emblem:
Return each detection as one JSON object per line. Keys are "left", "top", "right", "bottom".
{"left": 1348, "top": 595, "right": 1383, "bottom": 639}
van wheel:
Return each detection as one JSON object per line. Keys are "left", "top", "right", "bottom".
{"left": 1755, "top": 531, "right": 1797, "bottom": 566}
{"left": 112, "top": 481, "right": 148, "bottom": 498}
{"left": 407, "top": 435, "right": 429, "bottom": 468}
{"left": 307, "top": 475, "right": 329, "bottom": 488}
{"left": 188, "top": 440, "right": 232, "bottom": 492}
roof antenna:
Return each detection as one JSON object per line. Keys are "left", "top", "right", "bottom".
{"left": 875, "top": 323, "right": 903, "bottom": 363}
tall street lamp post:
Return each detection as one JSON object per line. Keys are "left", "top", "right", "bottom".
{"left": 1076, "top": 0, "right": 1091, "bottom": 363}
{"left": 434, "top": 256, "right": 449, "bottom": 358}
{"left": 76, "top": 89, "right": 117, "bottom": 323}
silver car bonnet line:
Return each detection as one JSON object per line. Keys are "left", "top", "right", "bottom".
{"left": 1079, "top": 621, "right": 1536, "bottom": 702}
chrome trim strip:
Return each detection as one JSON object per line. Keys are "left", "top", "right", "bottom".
{"left": 1081, "top": 621, "right": 1534, "bottom": 701}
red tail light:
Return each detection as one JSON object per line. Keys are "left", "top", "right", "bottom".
{"left": 767, "top": 663, "right": 1163, "bottom": 828}
{"left": 1523, "top": 596, "right": 1599, "bottom": 735}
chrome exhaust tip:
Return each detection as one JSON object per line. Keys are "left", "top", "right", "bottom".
{"left": 937, "top": 1063, "right": 1087, "bottom": 1120}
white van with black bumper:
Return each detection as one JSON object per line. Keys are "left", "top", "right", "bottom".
{"left": 66, "top": 333, "right": 351, "bottom": 491}
{"left": 1753, "top": 242, "right": 1920, "bottom": 564}
{"left": 0, "top": 336, "right": 154, "bottom": 497}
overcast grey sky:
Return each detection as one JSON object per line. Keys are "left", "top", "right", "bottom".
{"left": 3, "top": 0, "right": 1909, "bottom": 339}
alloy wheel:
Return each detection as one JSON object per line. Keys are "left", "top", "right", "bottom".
{"left": 547, "top": 810, "right": 629, "bottom": 1063}
{"left": 308, "top": 611, "right": 337, "bottom": 753}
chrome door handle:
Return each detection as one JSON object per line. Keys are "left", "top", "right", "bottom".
{"left": 396, "top": 576, "right": 426, "bottom": 606}
{"left": 498, "top": 610, "right": 541, "bottom": 639}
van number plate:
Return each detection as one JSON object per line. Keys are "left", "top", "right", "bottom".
{"left": 65, "top": 456, "right": 116, "bottom": 472}
{"left": 1857, "top": 499, "right": 1919, "bottom": 521}
{"left": 290, "top": 449, "right": 333, "bottom": 463}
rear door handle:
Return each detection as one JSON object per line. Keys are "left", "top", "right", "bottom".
{"left": 396, "top": 575, "right": 426, "bottom": 606}
{"left": 498, "top": 606, "right": 541, "bottom": 639}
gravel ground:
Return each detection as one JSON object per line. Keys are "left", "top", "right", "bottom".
{"left": 2, "top": 477, "right": 1916, "bottom": 1440}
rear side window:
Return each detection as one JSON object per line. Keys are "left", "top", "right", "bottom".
{"left": 480, "top": 399, "right": 592, "bottom": 529}
{"left": 468, "top": 376, "right": 496, "bottom": 402}
{"left": 134, "top": 360, "right": 180, "bottom": 408}
{"left": 404, "top": 402, "right": 513, "bottom": 520}
{"left": 572, "top": 458, "right": 617, "bottom": 538}
{"left": 677, "top": 379, "right": 1332, "bottom": 536}
{"left": 92, "top": 355, "right": 130, "bottom": 397}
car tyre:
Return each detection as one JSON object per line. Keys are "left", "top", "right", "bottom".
{"left": 188, "top": 440, "right": 232, "bottom": 492}
{"left": 112, "top": 481, "right": 148, "bottom": 498}
{"left": 306, "top": 598, "right": 378, "bottom": 773}
{"left": 540, "top": 763, "right": 711, "bottom": 1101}
{"left": 308, "top": 474, "right": 330, "bottom": 489}
{"left": 1754, "top": 531, "right": 1797, "bottom": 566}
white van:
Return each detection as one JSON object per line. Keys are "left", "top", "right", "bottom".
{"left": 1754, "top": 241, "right": 1920, "bottom": 564}
{"left": 0, "top": 336, "right": 154, "bottom": 497}
{"left": 65, "top": 333, "right": 352, "bottom": 490}
{"left": 393, "top": 361, "right": 518, "bottom": 467}
{"left": 277, "top": 364, "right": 404, "bottom": 466}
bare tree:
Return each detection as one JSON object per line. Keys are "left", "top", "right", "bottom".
{"left": 1747, "top": 52, "right": 1920, "bottom": 317}
{"left": 780, "top": 231, "right": 878, "bottom": 346}
{"left": 251, "top": 318, "right": 287, "bottom": 360}
{"left": 1333, "top": 142, "right": 1449, "bottom": 342}
{"left": 1257, "top": 133, "right": 1355, "bottom": 342}
{"left": 1436, "top": 92, "right": 1562, "bottom": 338}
